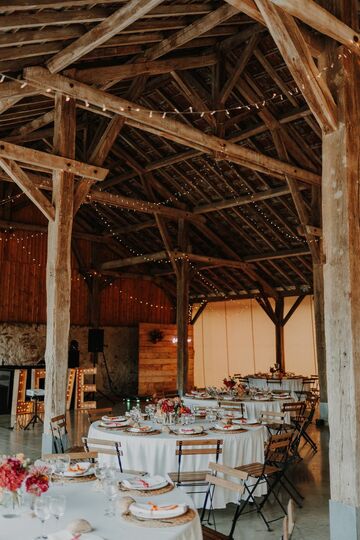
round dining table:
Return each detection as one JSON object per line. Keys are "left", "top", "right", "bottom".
{"left": 88, "top": 420, "right": 267, "bottom": 509}
{"left": 0, "top": 480, "right": 201, "bottom": 540}
{"left": 247, "top": 377, "right": 309, "bottom": 398}
{"left": 183, "top": 395, "right": 291, "bottom": 420}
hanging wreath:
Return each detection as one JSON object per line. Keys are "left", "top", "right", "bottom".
{"left": 148, "top": 329, "right": 164, "bottom": 344}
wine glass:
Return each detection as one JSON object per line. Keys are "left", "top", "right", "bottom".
{"left": 49, "top": 495, "right": 66, "bottom": 521}
{"left": 34, "top": 496, "right": 51, "bottom": 539}
{"left": 54, "top": 456, "right": 69, "bottom": 485}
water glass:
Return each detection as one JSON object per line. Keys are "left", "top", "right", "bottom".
{"left": 49, "top": 495, "right": 66, "bottom": 521}
{"left": 34, "top": 496, "right": 51, "bottom": 539}
{"left": 54, "top": 456, "right": 69, "bottom": 485}
{"left": 104, "top": 480, "right": 118, "bottom": 517}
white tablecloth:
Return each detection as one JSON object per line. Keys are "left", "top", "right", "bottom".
{"left": 183, "top": 396, "right": 290, "bottom": 420}
{"left": 247, "top": 377, "right": 309, "bottom": 399}
{"left": 0, "top": 482, "right": 201, "bottom": 540}
{"left": 183, "top": 397, "right": 219, "bottom": 409}
{"left": 88, "top": 421, "right": 267, "bottom": 509}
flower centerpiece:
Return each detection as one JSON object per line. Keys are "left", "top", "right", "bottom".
{"left": 155, "top": 397, "right": 191, "bottom": 424}
{"left": 223, "top": 376, "right": 237, "bottom": 390}
{"left": 0, "top": 455, "right": 49, "bottom": 517}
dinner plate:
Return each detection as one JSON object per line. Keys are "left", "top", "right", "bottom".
{"left": 222, "top": 412, "right": 243, "bottom": 419}
{"left": 126, "top": 425, "right": 155, "bottom": 433}
{"left": 232, "top": 418, "right": 258, "bottom": 425}
{"left": 98, "top": 420, "right": 129, "bottom": 428}
{"left": 102, "top": 415, "right": 126, "bottom": 422}
{"left": 172, "top": 425, "right": 204, "bottom": 435}
{"left": 214, "top": 423, "right": 244, "bottom": 431}
{"left": 272, "top": 395, "right": 290, "bottom": 399}
{"left": 253, "top": 396, "right": 270, "bottom": 401}
{"left": 130, "top": 502, "right": 188, "bottom": 520}
{"left": 122, "top": 475, "right": 168, "bottom": 491}
{"left": 61, "top": 462, "right": 93, "bottom": 477}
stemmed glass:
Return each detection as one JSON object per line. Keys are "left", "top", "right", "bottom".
{"left": 49, "top": 495, "right": 66, "bottom": 522}
{"left": 54, "top": 456, "right": 69, "bottom": 485}
{"left": 34, "top": 497, "right": 51, "bottom": 539}
{"left": 103, "top": 479, "right": 118, "bottom": 517}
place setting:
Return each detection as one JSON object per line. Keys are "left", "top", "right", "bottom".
{"left": 119, "top": 474, "right": 175, "bottom": 496}
{"left": 119, "top": 497, "right": 197, "bottom": 529}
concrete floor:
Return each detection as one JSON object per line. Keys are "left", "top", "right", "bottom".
{"left": 0, "top": 409, "right": 330, "bottom": 539}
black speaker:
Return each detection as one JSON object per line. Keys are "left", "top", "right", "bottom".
{"left": 88, "top": 329, "right": 104, "bottom": 353}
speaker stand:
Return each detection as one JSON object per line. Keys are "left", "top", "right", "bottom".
{"left": 93, "top": 352, "right": 117, "bottom": 405}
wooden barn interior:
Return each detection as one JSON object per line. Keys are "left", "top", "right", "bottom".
{"left": 0, "top": 1, "right": 359, "bottom": 539}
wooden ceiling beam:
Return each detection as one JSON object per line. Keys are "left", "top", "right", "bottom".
{"left": 193, "top": 185, "right": 306, "bottom": 214}
{"left": 219, "top": 33, "right": 260, "bottom": 105}
{"left": 24, "top": 68, "right": 320, "bottom": 186}
{"left": 75, "top": 54, "right": 218, "bottom": 85}
{"left": 170, "top": 71, "right": 216, "bottom": 129}
{"left": 101, "top": 250, "right": 167, "bottom": 270}
{"left": 270, "top": 0, "right": 360, "bottom": 57}
{"left": 0, "top": 157, "right": 55, "bottom": 221}
{"left": 225, "top": 0, "right": 325, "bottom": 57}
{"left": 144, "top": 4, "right": 238, "bottom": 62}
{"left": 0, "top": 140, "right": 108, "bottom": 180}
{"left": 47, "top": 0, "right": 166, "bottom": 73}
{"left": 254, "top": 0, "right": 338, "bottom": 133}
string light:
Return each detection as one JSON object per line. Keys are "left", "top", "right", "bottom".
{"left": 0, "top": 48, "right": 352, "bottom": 119}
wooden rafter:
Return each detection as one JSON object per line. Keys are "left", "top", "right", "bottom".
{"left": 254, "top": 0, "right": 338, "bottom": 133}
{"left": 76, "top": 54, "right": 218, "bottom": 85}
{"left": 270, "top": 0, "right": 360, "bottom": 57}
{"left": 0, "top": 157, "right": 55, "bottom": 221}
{"left": 47, "top": 0, "right": 166, "bottom": 73}
{"left": 23, "top": 67, "right": 321, "bottom": 185}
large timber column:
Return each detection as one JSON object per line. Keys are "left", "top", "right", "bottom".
{"left": 322, "top": 49, "right": 360, "bottom": 539}
{"left": 176, "top": 221, "right": 190, "bottom": 396}
{"left": 313, "top": 262, "right": 327, "bottom": 420}
{"left": 42, "top": 94, "right": 76, "bottom": 452}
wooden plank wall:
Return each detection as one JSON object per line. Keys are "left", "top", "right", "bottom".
{"left": 138, "top": 322, "right": 194, "bottom": 396}
{"left": 0, "top": 229, "right": 174, "bottom": 326}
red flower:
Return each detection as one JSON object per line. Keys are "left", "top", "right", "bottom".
{"left": 25, "top": 466, "right": 49, "bottom": 497}
{"left": 223, "top": 377, "right": 236, "bottom": 389}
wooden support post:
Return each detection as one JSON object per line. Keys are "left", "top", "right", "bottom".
{"left": 322, "top": 47, "right": 360, "bottom": 538}
{"left": 176, "top": 221, "right": 190, "bottom": 396}
{"left": 313, "top": 262, "right": 327, "bottom": 420}
{"left": 275, "top": 297, "right": 285, "bottom": 371}
{"left": 42, "top": 94, "right": 76, "bottom": 453}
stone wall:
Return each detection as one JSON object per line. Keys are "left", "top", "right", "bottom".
{"left": 0, "top": 323, "right": 139, "bottom": 396}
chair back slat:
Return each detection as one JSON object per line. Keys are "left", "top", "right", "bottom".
{"left": 205, "top": 474, "right": 245, "bottom": 495}
{"left": 82, "top": 437, "right": 122, "bottom": 457}
{"left": 176, "top": 439, "right": 222, "bottom": 447}
{"left": 176, "top": 448, "right": 223, "bottom": 456}
{"left": 208, "top": 462, "right": 248, "bottom": 481}
{"left": 87, "top": 407, "right": 113, "bottom": 424}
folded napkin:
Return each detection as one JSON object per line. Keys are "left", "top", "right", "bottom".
{"left": 122, "top": 475, "right": 165, "bottom": 490}
{"left": 130, "top": 501, "right": 187, "bottom": 519}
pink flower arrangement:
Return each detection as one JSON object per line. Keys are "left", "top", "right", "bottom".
{"left": 157, "top": 397, "right": 190, "bottom": 416}
{"left": 223, "top": 376, "right": 237, "bottom": 390}
{"left": 0, "top": 455, "right": 49, "bottom": 497}
{"left": 0, "top": 455, "right": 27, "bottom": 492}
{"left": 25, "top": 465, "right": 49, "bottom": 497}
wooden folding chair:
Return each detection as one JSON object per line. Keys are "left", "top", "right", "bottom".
{"left": 50, "top": 414, "right": 83, "bottom": 454}
{"left": 260, "top": 410, "right": 290, "bottom": 434}
{"left": 234, "top": 431, "right": 294, "bottom": 531}
{"left": 168, "top": 439, "right": 223, "bottom": 495}
{"left": 82, "top": 437, "right": 143, "bottom": 475}
{"left": 87, "top": 407, "right": 113, "bottom": 424}
{"left": 201, "top": 462, "right": 248, "bottom": 540}
{"left": 218, "top": 402, "right": 245, "bottom": 418}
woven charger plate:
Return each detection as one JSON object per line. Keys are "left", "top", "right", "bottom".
{"left": 124, "top": 429, "right": 162, "bottom": 436}
{"left": 122, "top": 508, "right": 196, "bottom": 528}
{"left": 119, "top": 482, "right": 174, "bottom": 497}
{"left": 53, "top": 473, "right": 96, "bottom": 483}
